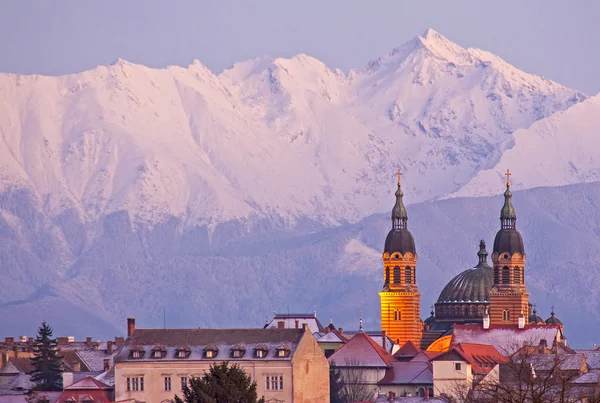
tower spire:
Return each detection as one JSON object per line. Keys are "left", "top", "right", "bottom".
{"left": 500, "top": 169, "right": 516, "bottom": 229}
{"left": 392, "top": 169, "right": 408, "bottom": 230}
{"left": 477, "top": 239, "right": 489, "bottom": 266}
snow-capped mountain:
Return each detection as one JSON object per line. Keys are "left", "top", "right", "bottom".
{"left": 0, "top": 29, "right": 586, "bottom": 228}
{"left": 1, "top": 29, "right": 599, "bottom": 345}
{"left": 450, "top": 94, "right": 600, "bottom": 197}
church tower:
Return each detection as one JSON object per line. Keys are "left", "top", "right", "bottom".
{"left": 489, "top": 170, "right": 530, "bottom": 326}
{"left": 380, "top": 170, "right": 422, "bottom": 346}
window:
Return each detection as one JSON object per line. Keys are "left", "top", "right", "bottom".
{"left": 278, "top": 350, "right": 285, "bottom": 357}
{"left": 385, "top": 267, "right": 390, "bottom": 284}
{"left": 494, "top": 268, "right": 500, "bottom": 284}
{"left": 405, "top": 266, "right": 412, "bottom": 284}
{"left": 132, "top": 351, "right": 141, "bottom": 358}
{"left": 164, "top": 376, "right": 171, "bottom": 391}
{"left": 503, "top": 310, "right": 511, "bottom": 321}
{"left": 181, "top": 376, "right": 188, "bottom": 390}
{"left": 324, "top": 349, "right": 335, "bottom": 358}
{"left": 394, "top": 309, "right": 401, "bottom": 321}
{"left": 502, "top": 266, "right": 510, "bottom": 284}
{"left": 256, "top": 350, "right": 267, "bottom": 358}
{"left": 265, "top": 374, "right": 283, "bottom": 391}
{"left": 514, "top": 267, "right": 521, "bottom": 284}
{"left": 206, "top": 350, "right": 214, "bottom": 358}
{"left": 455, "top": 363, "right": 462, "bottom": 371}
{"left": 393, "top": 266, "right": 400, "bottom": 284}
{"left": 233, "top": 349, "right": 244, "bottom": 358}
{"left": 177, "top": 350, "right": 186, "bottom": 358}
{"left": 127, "top": 376, "right": 144, "bottom": 392}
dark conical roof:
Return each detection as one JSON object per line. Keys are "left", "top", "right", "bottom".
{"left": 384, "top": 175, "right": 416, "bottom": 255}
{"left": 493, "top": 173, "right": 524, "bottom": 255}
{"left": 437, "top": 242, "right": 494, "bottom": 303}
{"left": 546, "top": 308, "right": 563, "bottom": 325}
{"left": 529, "top": 310, "right": 545, "bottom": 325}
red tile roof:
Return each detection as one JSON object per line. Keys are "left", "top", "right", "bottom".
{"left": 394, "top": 340, "right": 421, "bottom": 359}
{"left": 328, "top": 332, "right": 394, "bottom": 367}
{"left": 434, "top": 343, "right": 508, "bottom": 374}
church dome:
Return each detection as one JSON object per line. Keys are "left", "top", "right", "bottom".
{"left": 493, "top": 177, "right": 525, "bottom": 255}
{"left": 384, "top": 176, "right": 416, "bottom": 255}
{"left": 384, "top": 229, "right": 416, "bottom": 255}
{"left": 437, "top": 240, "right": 494, "bottom": 303}
{"left": 545, "top": 309, "right": 563, "bottom": 326}
{"left": 493, "top": 229, "right": 524, "bottom": 255}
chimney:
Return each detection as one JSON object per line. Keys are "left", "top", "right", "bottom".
{"left": 325, "top": 327, "right": 330, "bottom": 334}
{"left": 302, "top": 323, "right": 308, "bottom": 332}
{"left": 1, "top": 350, "right": 8, "bottom": 367}
{"left": 4, "top": 337, "right": 14, "bottom": 346}
{"left": 28, "top": 338, "right": 34, "bottom": 345}
{"left": 107, "top": 341, "right": 114, "bottom": 354}
{"left": 57, "top": 337, "right": 69, "bottom": 346}
{"left": 382, "top": 330, "right": 387, "bottom": 351}
{"left": 72, "top": 361, "right": 81, "bottom": 372}
{"left": 518, "top": 311, "right": 525, "bottom": 329}
{"left": 295, "top": 320, "right": 299, "bottom": 329}
{"left": 18, "top": 336, "right": 27, "bottom": 343}
{"left": 338, "top": 327, "right": 343, "bottom": 336}
{"left": 483, "top": 311, "right": 490, "bottom": 330}
{"left": 12, "top": 345, "right": 18, "bottom": 359}
{"left": 539, "top": 339, "right": 548, "bottom": 352}
{"left": 127, "top": 318, "right": 136, "bottom": 337}
{"left": 86, "top": 337, "right": 92, "bottom": 347}
{"left": 103, "top": 358, "right": 110, "bottom": 372}
{"left": 277, "top": 321, "right": 285, "bottom": 329}
{"left": 388, "top": 391, "right": 395, "bottom": 401}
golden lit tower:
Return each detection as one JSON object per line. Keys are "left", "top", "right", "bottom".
{"left": 489, "top": 170, "right": 530, "bottom": 326}
{"left": 380, "top": 170, "right": 422, "bottom": 346}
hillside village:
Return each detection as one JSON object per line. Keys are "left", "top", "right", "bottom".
{"left": 3, "top": 175, "right": 600, "bottom": 403}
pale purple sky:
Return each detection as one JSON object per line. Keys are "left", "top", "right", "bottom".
{"left": 1, "top": 1, "right": 599, "bottom": 94}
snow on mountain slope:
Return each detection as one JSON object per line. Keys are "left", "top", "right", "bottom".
{"left": 450, "top": 94, "right": 600, "bottom": 198}
{"left": 0, "top": 29, "right": 586, "bottom": 228}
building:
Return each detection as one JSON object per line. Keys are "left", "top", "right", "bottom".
{"left": 431, "top": 343, "right": 507, "bottom": 398}
{"left": 56, "top": 376, "right": 113, "bottom": 403}
{"left": 380, "top": 170, "right": 422, "bottom": 347}
{"left": 114, "top": 318, "right": 329, "bottom": 403}
{"left": 379, "top": 170, "right": 566, "bottom": 352}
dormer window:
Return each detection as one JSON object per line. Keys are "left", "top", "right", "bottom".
{"left": 275, "top": 344, "right": 291, "bottom": 358}
{"left": 129, "top": 346, "right": 145, "bottom": 359}
{"left": 151, "top": 345, "right": 166, "bottom": 358}
{"left": 203, "top": 345, "right": 219, "bottom": 359}
{"left": 231, "top": 344, "right": 246, "bottom": 358}
{"left": 175, "top": 345, "right": 191, "bottom": 359}
{"left": 254, "top": 344, "right": 269, "bottom": 358}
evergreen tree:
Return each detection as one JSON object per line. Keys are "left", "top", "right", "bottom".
{"left": 30, "top": 321, "right": 63, "bottom": 391}
{"left": 329, "top": 362, "right": 345, "bottom": 403}
{"left": 174, "top": 362, "right": 265, "bottom": 403}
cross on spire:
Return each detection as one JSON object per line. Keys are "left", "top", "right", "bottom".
{"left": 397, "top": 168, "right": 402, "bottom": 187}
{"left": 505, "top": 169, "right": 511, "bottom": 187}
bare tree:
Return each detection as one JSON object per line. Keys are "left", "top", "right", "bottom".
{"left": 330, "top": 357, "right": 376, "bottom": 403}
{"left": 439, "top": 345, "right": 600, "bottom": 403}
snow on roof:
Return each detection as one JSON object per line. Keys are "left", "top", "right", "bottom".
{"left": 451, "top": 324, "right": 562, "bottom": 355}
{"left": 328, "top": 332, "right": 393, "bottom": 368}
{"left": 378, "top": 361, "right": 432, "bottom": 385}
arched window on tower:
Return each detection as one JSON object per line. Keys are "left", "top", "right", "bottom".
{"left": 503, "top": 310, "right": 511, "bottom": 321}
{"left": 385, "top": 267, "right": 390, "bottom": 284}
{"left": 405, "top": 266, "right": 412, "bottom": 284}
{"left": 464, "top": 307, "right": 469, "bottom": 317}
{"left": 393, "top": 266, "right": 400, "bottom": 284}
{"left": 494, "top": 268, "right": 500, "bottom": 284}
{"left": 514, "top": 267, "right": 521, "bottom": 284}
{"left": 394, "top": 310, "right": 402, "bottom": 321}
{"left": 502, "top": 266, "right": 510, "bottom": 284}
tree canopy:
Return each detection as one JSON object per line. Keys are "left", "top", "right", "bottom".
{"left": 175, "top": 361, "right": 265, "bottom": 403}
{"left": 30, "top": 321, "right": 63, "bottom": 391}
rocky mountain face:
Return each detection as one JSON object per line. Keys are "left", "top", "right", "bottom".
{"left": 0, "top": 29, "right": 597, "bottom": 347}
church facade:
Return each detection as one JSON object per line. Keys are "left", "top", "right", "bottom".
{"left": 379, "top": 170, "right": 563, "bottom": 351}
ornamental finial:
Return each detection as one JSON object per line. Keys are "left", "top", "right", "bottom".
{"left": 397, "top": 168, "right": 402, "bottom": 187}
{"left": 505, "top": 169, "right": 511, "bottom": 188}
